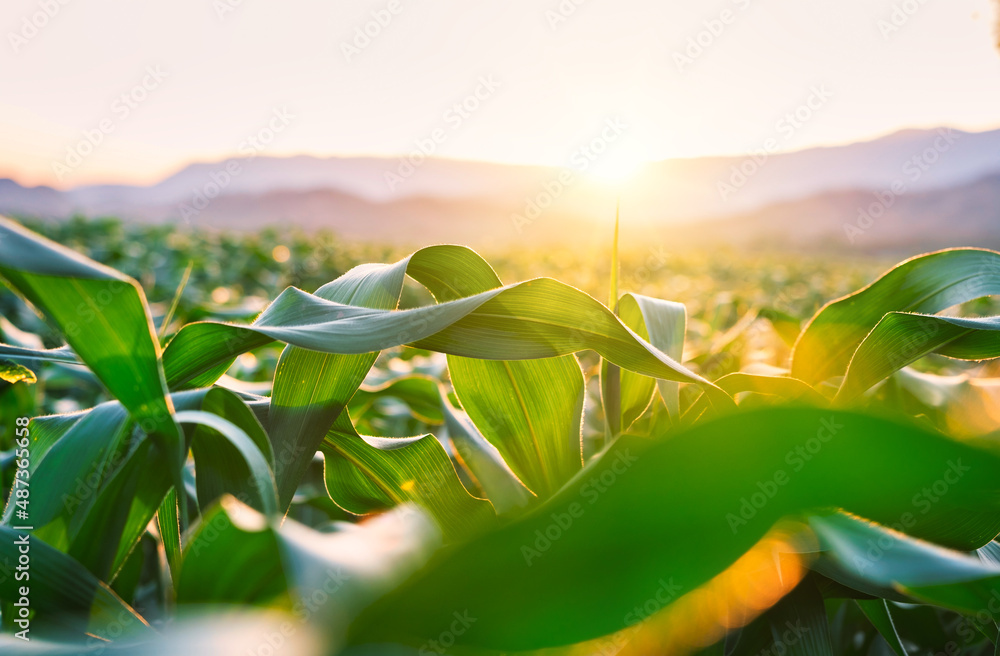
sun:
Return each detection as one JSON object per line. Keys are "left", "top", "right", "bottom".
{"left": 584, "top": 147, "right": 649, "bottom": 184}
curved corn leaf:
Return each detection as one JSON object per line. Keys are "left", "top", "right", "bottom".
{"left": 0, "top": 217, "right": 180, "bottom": 459}
{"left": 621, "top": 293, "right": 687, "bottom": 423}
{"left": 439, "top": 246, "right": 587, "bottom": 501}
{"left": 352, "top": 407, "right": 1000, "bottom": 651}
{"left": 178, "top": 498, "right": 439, "bottom": 649}
{"left": 6, "top": 388, "right": 279, "bottom": 582}
{"left": 808, "top": 513, "right": 1000, "bottom": 619}
{"left": 182, "top": 388, "right": 277, "bottom": 516}
{"left": 4, "top": 402, "right": 134, "bottom": 546}
{"left": 602, "top": 292, "right": 686, "bottom": 436}
{"left": 266, "top": 245, "right": 505, "bottom": 512}
{"left": 268, "top": 261, "right": 407, "bottom": 512}
{"left": 0, "top": 344, "right": 78, "bottom": 367}
{"left": 439, "top": 387, "right": 534, "bottom": 515}
{"left": 1, "top": 410, "right": 106, "bottom": 536}
{"left": 837, "top": 313, "right": 1000, "bottom": 402}
{"left": 321, "top": 412, "right": 495, "bottom": 541}
{"left": 174, "top": 410, "right": 278, "bottom": 517}
{"left": 161, "top": 268, "right": 728, "bottom": 407}
{"left": 856, "top": 599, "right": 909, "bottom": 656}
{"left": 6, "top": 410, "right": 89, "bottom": 476}
{"left": 0, "top": 527, "right": 151, "bottom": 640}
{"left": 66, "top": 390, "right": 280, "bottom": 581}
{"left": 792, "top": 249, "right": 1000, "bottom": 385}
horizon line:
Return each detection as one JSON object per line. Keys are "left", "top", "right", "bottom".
{"left": 2, "top": 122, "right": 997, "bottom": 192}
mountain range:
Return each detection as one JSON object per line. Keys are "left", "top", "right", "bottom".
{"left": 2, "top": 127, "right": 998, "bottom": 252}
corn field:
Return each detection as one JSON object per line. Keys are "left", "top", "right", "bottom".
{"left": 3, "top": 215, "right": 1000, "bottom": 655}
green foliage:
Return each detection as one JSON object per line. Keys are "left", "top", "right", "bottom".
{"left": 4, "top": 216, "right": 1000, "bottom": 655}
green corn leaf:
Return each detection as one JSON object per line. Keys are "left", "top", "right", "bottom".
{"left": 808, "top": 513, "right": 1000, "bottom": 620}
{"left": 7, "top": 388, "right": 277, "bottom": 582}
{"left": 792, "top": 248, "right": 1000, "bottom": 385}
{"left": 177, "top": 498, "right": 439, "bottom": 649}
{"left": 436, "top": 245, "right": 585, "bottom": 501}
{"left": 352, "top": 407, "right": 1000, "bottom": 651}
{"left": 449, "top": 355, "right": 585, "bottom": 500}
{"left": 4, "top": 402, "right": 134, "bottom": 547}
{"left": 158, "top": 488, "right": 181, "bottom": 582}
{"left": 177, "top": 500, "right": 288, "bottom": 607}
{"left": 0, "top": 410, "right": 91, "bottom": 499}
{"left": 57, "top": 395, "right": 280, "bottom": 583}
{"left": 0, "top": 344, "right": 79, "bottom": 372}
{"left": 0, "top": 216, "right": 181, "bottom": 461}
{"left": 0, "top": 527, "right": 152, "bottom": 640}
{"left": 350, "top": 374, "right": 444, "bottom": 425}
{"left": 174, "top": 410, "right": 278, "bottom": 517}
{"left": 161, "top": 259, "right": 728, "bottom": 407}
{"left": 267, "top": 260, "right": 409, "bottom": 513}
{"left": 856, "top": 599, "right": 909, "bottom": 656}
{"left": 439, "top": 387, "right": 534, "bottom": 516}
{"left": 183, "top": 388, "right": 277, "bottom": 515}
{"left": 837, "top": 313, "right": 1000, "bottom": 403}
{"left": 321, "top": 412, "right": 496, "bottom": 541}
{"left": 765, "top": 579, "right": 833, "bottom": 656}
{"left": 64, "top": 439, "right": 155, "bottom": 582}
{"left": 605, "top": 293, "right": 687, "bottom": 431}
{"left": 265, "top": 245, "right": 503, "bottom": 513}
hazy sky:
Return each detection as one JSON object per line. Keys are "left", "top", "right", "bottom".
{"left": 2, "top": 0, "right": 998, "bottom": 187}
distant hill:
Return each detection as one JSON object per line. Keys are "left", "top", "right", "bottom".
{"left": 2, "top": 127, "right": 999, "bottom": 251}
{"left": 666, "top": 172, "right": 1000, "bottom": 254}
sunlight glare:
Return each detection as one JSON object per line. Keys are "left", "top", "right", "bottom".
{"left": 584, "top": 145, "right": 649, "bottom": 184}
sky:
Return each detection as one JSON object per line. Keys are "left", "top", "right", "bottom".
{"left": 1, "top": 0, "right": 998, "bottom": 188}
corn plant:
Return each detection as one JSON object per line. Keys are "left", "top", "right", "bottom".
{"left": 3, "top": 214, "right": 1000, "bottom": 655}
